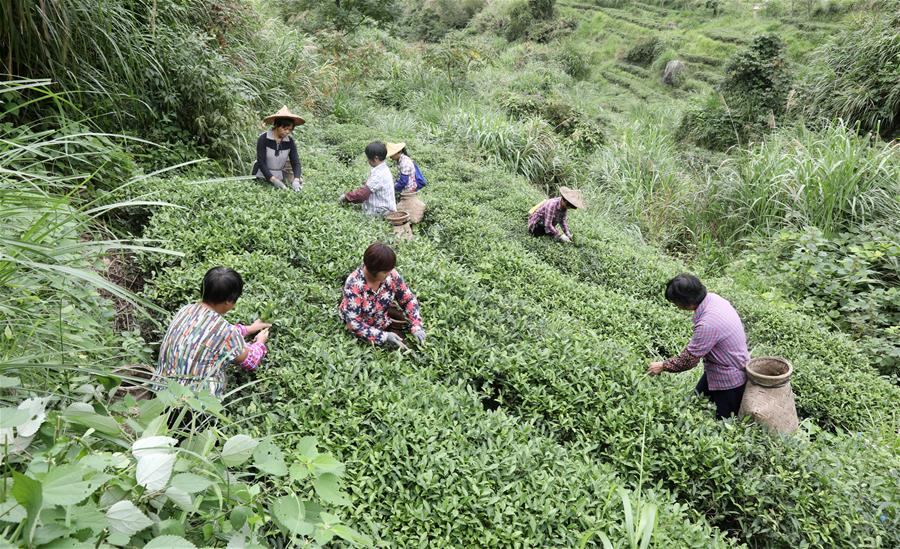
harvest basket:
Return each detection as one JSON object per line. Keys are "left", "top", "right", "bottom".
{"left": 385, "top": 211, "right": 410, "bottom": 226}
{"left": 739, "top": 357, "right": 799, "bottom": 434}
{"left": 398, "top": 191, "right": 426, "bottom": 224}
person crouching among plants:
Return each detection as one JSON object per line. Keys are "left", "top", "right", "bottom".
{"left": 527, "top": 186, "right": 585, "bottom": 243}
{"left": 647, "top": 274, "right": 749, "bottom": 420}
{"left": 339, "top": 242, "right": 425, "bottom": 349}
{"left": 155, "top": 267, "right": 271, "bottom": 397}
{"left": 252, "top": 106, "right": 304, "bottom": 192}
{"left": 338, "top": 141, "right": 397, "bottom": 216}
{"left": 387, "top": 142, "right": 426, "bottom": 193}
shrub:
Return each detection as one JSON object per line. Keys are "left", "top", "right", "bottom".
{"left": 398, "top": 0, "right": 486, "bottom": 41}
{"left": 679, "top": 34, "right": 791, "bottom": 149}
{"left": 800, "top": 3, "right": 900, "bottom": 138}
{"left": 501, "top": 92, "right": 605, "bottom": 151}
{"left": 557, "top": 41, "right": 591, "bottom": 80}
{"left": 738, "top": 225, "right": 899, "bottom": 378}
{"left": 623, "top": 36, "right": 666, "bottom": 67}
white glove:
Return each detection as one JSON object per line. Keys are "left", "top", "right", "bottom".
{"left": 292, "top": 176, "right": 303, "bottom": 192}
{"left": 338, "top": 193, "right": 348, "bottom": 205}
{"left": 558, "top": 233, "right": 571, "bottom": 243}
{"left": 271, "top": 179, "right": 287, "bottom": 190}
{"left": 412, "top": 327, "right": 426, "bottom": 344}
{"left": 383, "top": 332, "right": 405, "bottom": 348}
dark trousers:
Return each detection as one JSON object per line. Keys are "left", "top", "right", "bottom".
{"left": 529, "top": 224, "right": 547, "bottom": 237}
{"left": 695, "top": 373, "right": 746, "bottom": 420}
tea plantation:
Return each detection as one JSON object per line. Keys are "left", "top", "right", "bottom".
{"left": 137, "top": 112, "right": 899, "bottom": 546}
{"left": 3, "top": 0, "right": 899, "bottom": 547}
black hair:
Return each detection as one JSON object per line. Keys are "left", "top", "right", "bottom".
{"left": 363, "top": 242, "right": 396, "bottom": 274}
{"left": 201, "top": 267, "right": 244, "bottom": 304}
{"left": 664, "top": 273, "right": 707, "bottom": 308}
{"left": 399, "top": 147, "right": 408, "bottom": 156}
{"left": 273, "top": 117, "right": 295, "bottom": 130}
{"left": 365, "top": 141, "right": 387, "bottom": 162}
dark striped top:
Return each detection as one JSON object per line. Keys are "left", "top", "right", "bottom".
{"left": 252, "top": 130, "right": 301, "bottom": 182}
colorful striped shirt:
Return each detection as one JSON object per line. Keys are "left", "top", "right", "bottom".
{"left": 528, "top": 197, "right": 570, "bottom": 238}
{"left": 155, "top": 303, "right": 249, "bottom": 397}
{"left": 664, "top": 293, "right": 749, "bottom": 390}
{"left": 339, "top": 267, "right": 423, "bottom": 345}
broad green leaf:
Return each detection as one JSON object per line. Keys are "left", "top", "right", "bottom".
{"left": 62, "top": 403, "right": 120, "bottom": 435}
{"left": 41, "top": 464, "right": 110, "bottom": 506}
{"left": 0, "top": 498, "right": 26, "bottom": 523}
{"left": 105, "top": 500, "right": 152, "bottom": 536}
{"left": 229, "top": 505, "right": 250, "bottom": 530}
{"left": 164, "top": 487, "right": 193, "bottom": 511}
{"left": 289, "top": 462, "right": 309, "bottom": 482}
{"left": 32, "top": 523, "right": 69, "bottom": 546}
{"left": 15, "top": 397, "right": 49, "bottom": 437}
{"left": 144, "top": 535, "right": 196, "bottom": 548}
{"left": 170, "top": 473, "right": 213, "bottom": 494}
{"left": 271, "top": 495, "right": 314, "bottom": 537}
{"left": 313, "top": 473, "right": 350, "bottom": 506}
{"left": 136, "top": 453, "right": 177, "bottom": 491}
{"left": 0, "top": 407, "right": 30, "bottom": 429}
{"left": 252, "top": 439, "right": 287, "bottom": 476}
{"left": 221, "top": 435, "right": 257, "bottom": 467}
{"left": 332, "top": 523, "right": 373, "bottom": 546}
{"left": 132, "top": 436, "right": 177, "bottom": 458}
{"left": 311, "top": 453, "right": 345, "bottom": 475}
{"left": 296, "top": 436, "right": 317, "bottom": 458}
{"left": 0, "top": 376, "right": 19, "bottom": 388}
{"left": 313, "top": 526, "right": 335, "bottom": 546}
{"left": 35, "top": 537, "right": 95, "bottom": 548}
{"left": 12, "top": 471, "right": 42, "bottom": 545}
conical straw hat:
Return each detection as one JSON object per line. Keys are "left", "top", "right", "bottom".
{"left": 263, "top": 106, "right": 305, "bottom": 125}
{"left": 559, "top": 187, "right": 586, "bottom": 209}
{"left": 386, "top": 142, "right": 406, "bottom": 157}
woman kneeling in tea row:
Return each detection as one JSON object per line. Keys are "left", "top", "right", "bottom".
{"left": 155, "top": 243, "right": 424, "bottom": 396}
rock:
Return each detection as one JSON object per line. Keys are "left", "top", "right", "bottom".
{"left": 662, "top": 59, "right": 685, "bottom": 86}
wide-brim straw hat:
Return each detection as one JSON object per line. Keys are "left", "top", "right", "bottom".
{"left": 263, "top": 105, "right": 305, "bottom": 125}
{"left": 559, "top": 186, "right": 586, "bottom": 209}
{"left": 386, "top": 142, "right": 406, "bottom": 157}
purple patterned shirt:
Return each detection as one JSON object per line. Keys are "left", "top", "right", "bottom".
{"left": 664, "top": 293, "right": 748, "bottom": 390}
{"left": 528, "top": 197, "right": 570, "bottom": 238}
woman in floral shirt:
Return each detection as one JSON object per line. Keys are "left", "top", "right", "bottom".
{"left": 339, "top": 243, "right": 425, "bottom": 348}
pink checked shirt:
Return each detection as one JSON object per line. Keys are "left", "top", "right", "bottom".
{"left": 528, "top": 197, "right": 570, "bottom": 238}
{"left": 664, "top": 293, "right": 748, "bottom": 390}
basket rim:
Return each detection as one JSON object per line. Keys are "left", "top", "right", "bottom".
{"left": 746, "top": 356, "right": 793, "bottom": 385}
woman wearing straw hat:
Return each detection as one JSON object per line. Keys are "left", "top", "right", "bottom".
{"left": 252, "top": 106, "right": 305, "bottom": 191}
{"left": 527, "top": 187, "right": 585, "bottom": 243}
{"left": 386, "top": 142, "right": 425, "bottom": 193}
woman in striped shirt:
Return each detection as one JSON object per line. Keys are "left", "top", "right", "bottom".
{"left": 155, "top": 267, "right": 271, "bottom": 397}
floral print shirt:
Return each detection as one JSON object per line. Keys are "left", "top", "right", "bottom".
{"left": 339, "top": 267, "right": 423, "bottom": 344}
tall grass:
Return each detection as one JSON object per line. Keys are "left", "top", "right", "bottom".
{"left": 0, "top": 80, "right": 178, "bottom": 387}
{"left": 704, "top": 121, "right": 900, "bottom": 242}
{"left": 1, "top": 0, "right": 327, "bottom": 169}
{"left": 587, "top": 113, "right": 697, "bottom": 245}
{"left": 442, "top": 108, "right": 575, "bottom": 193}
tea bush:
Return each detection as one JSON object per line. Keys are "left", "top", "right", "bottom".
{"left": 138, "top": 122, "right": 899, "bottom": 546}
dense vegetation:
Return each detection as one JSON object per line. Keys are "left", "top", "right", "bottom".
{"left": 2, "top": 0, "right": 898, "bottom": 547}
